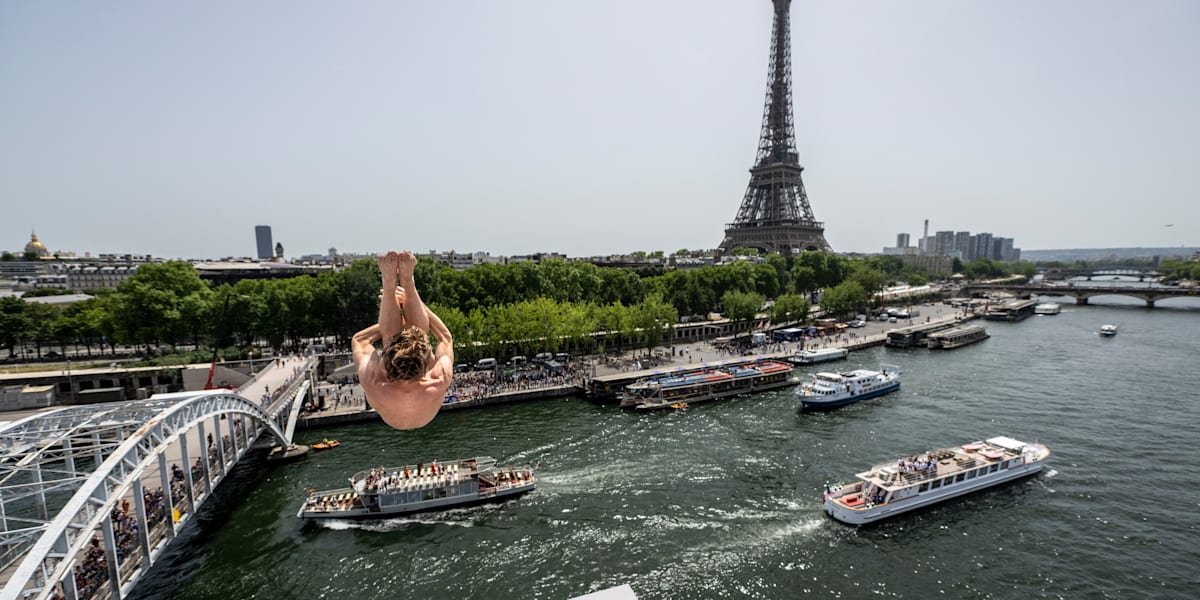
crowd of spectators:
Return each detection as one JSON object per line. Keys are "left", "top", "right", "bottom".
{"left": 444, "top": 365, "right": 589, "bottom": 404}
{"left": 69, "top": 486, "right": 169, "bottom": 599}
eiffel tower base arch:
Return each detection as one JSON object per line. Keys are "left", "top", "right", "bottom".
{"left": 721, "top": 223, "right": 831, "bottom": 256}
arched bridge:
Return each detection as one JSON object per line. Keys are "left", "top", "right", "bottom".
{"left": 1039, "top": 267, "right": 1162, "bottom": 281}
{"left": 1, "top": 356, "right": 317, "bottom": 600}
{"left": 962, "top": 283, "right": 1199, "bottom": 308}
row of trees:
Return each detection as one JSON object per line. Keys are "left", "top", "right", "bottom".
{"left": 3, "top": 251, "right": 1015, "bottom": 362}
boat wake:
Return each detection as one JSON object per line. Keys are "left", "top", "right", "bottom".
{"left": 316, "top": 503, "right": 509, "bottom": 531}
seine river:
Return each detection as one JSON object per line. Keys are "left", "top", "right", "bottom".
{"left": 132, "top": 296, "right": 1199, "bottom": 599}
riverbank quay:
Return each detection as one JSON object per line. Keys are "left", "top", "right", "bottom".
{"left": 294, "top": 384, "right": 585, "bottom": 429}
{"left": 584, "top": 307, "right": 972, "bottom": 400}
{"left": 295, "top": 306, "right": 971, "bottom": 414}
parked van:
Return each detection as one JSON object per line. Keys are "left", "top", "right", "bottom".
{"left": 509, "top": 356, "right": 528, "bottom": 367}
{"left": 475, "top": 358, "right": 498, "bottom": 370}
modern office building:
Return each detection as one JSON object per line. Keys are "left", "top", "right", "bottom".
{"left": 255, "top": 226, "right": 273, "bottom": 260}
{"left": 955, "top": 231, "right": 972, "bottom": 260}
{"left": 934, "top": 231, "right": 956, "bottom": 257}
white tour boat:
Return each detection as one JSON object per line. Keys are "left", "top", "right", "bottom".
{"left": 822, "top": 436, "right": 1050, "bottom": 525}
{"left": 787, "top": 347, "right": 848, "bottom": 366}
{"left": 1034, "top": 303, "right": 1061, "bottom": 315}
{"left": 1099, "top": 324, "right": 1118, "bottom": 337}
{"left": 297, "top": 457, "right": 534, "bottom": 520}
{"left": 795, "top": 365, "right": 901, "bottom": 411}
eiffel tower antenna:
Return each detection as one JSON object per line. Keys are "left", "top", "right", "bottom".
{"left": 720, "top": 0, "right": 831, "bottom": 255}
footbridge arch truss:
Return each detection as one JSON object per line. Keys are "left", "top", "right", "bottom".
{"left": 1, "top": 387, "right": 305, "bottom": 600}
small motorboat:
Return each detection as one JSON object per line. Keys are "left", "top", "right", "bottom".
{"left": 312, "top": 439, "right": 341, "bottom": 451}
{"left": 1098, "top": 324, "right": 1118, "bottom": 337}
{"left": 669, "top": 402, "right": 689, "bottom": 410}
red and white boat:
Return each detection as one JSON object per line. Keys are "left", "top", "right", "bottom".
{"left": 822, "top": 436, "right": 1050, "bottom": 525}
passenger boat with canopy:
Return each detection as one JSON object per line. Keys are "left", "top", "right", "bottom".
{"left": 787, "top": 347, "right": 848, "bottom": 365}
{"left": 297, "top": 456, "right": 534, "bottom": 520}
{"left": 1034, "top": 302, "right": 1061, "bottom": 315}
{"left": 619, "top": 359, "right": 796, "bottom": 410}
{"left": 822, "top": 436, "right": 1050, "bottom": 525}
{"left": 795, "top": 365, "right": 901, "bottom": 411}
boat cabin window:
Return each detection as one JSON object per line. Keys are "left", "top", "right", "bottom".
{"left": 955, "top": 473, "right": 966, "bottom": 482}
{"left": 943, "top": 477, "right": 953, "bottom": 487}
{"left": 1000, "top": 461, "right": 1009, "bottom": 470}
{"left": 989, "top": 464, "right": 999, "bottom": 473}
{"left": 931, "top": 480, "right": 942, "bottom": 489}
{"left": 977, "top": 467, "right": 988, "bottom": 477}
{"left": 919, "top": 483, "right": 929, "bottom": 492}
{"left": 967, "top": 470, "right": 977, "bottom": 479}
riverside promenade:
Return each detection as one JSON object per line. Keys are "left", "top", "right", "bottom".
{"left": 293, "top": 302, "right": 973, "bottom": 428}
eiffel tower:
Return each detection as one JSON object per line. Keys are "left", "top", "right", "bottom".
{"left": 720, "top": 0, "right": 831, "bottom": 255}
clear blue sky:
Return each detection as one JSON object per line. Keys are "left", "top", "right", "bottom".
{"left": 2, "top": 0, "right": 1197, "bottom": 259}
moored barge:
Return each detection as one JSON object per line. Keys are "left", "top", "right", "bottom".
{"left": 620, "top": 359, "right": 796, "bottom": 410}
{"left": 926, "top": 324, "right": 989, "bottom": 349}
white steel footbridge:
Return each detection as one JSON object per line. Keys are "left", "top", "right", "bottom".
{"left": 1, "top": 356, "right": 318, "bottom": 600}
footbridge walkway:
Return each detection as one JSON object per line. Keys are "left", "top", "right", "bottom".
{"left": 0, "top": 356, "right": 318, "bottom": 600}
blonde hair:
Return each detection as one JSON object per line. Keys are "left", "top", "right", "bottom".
{"left": 381, "top": 326, "right": 432, "bottom": 381}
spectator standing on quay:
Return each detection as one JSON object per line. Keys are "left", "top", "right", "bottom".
{"left": 353, "top": 251, "right": 454, "bottom": 430}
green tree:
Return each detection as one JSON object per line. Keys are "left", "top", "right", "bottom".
{"left": 633, "top": 292, "right": 677, "bottom": 353}
{"left": 0, "top": 297, "right": 31, "bottom": 358}
{"left": 111, "top": 261, "right": 212, "bottom": 350}
{"left": 770, "top": 293, "right": 810, "bottom": 325}
{"left": 819, "top": 281, "right": 868, "bottom": 319}
{"left": 848, "top": 266, "right": 887, "bottom": 299}
{"left": 963, "top": 259, "right": 1006, "bottom": 279}
{"left": 24, "top": 301, "right": 59, "bottom": 357}
{"left": 1, "top": 251, "right": 14, "bottom": 261}
{"left": 721, "top": 290, "right": 764, "bottom": 334}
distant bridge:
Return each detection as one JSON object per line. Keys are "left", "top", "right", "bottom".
{"left": 962, "top": 283, "right": 1199, "bottom": 308}
{"left": 1039, "top": 267, "right": 1162, "bottom": 281}
{"left": 1, "top": 356, "right": 317, "bottom": 600}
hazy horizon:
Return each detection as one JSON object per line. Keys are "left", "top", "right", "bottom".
{"left": 3, "top": 1, "right": 1197, "bottom": 259}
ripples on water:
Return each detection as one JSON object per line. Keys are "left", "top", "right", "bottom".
{"left": 133, "top": 300, "right": 1200, "bottom": 599}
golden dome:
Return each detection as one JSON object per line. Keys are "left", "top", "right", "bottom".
{"left": 25, "top": 231, "right": 49, "bottom": 257}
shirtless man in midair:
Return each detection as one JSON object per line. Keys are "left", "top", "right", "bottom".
{"left": 352, "top": 251, "right": 454, "bottom": 429}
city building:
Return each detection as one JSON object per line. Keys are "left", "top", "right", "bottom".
{"left": 973, "top": 232, "right": 994, "bottom": 262}
{"left": 884, "top": 227, "right": 1020, "bottom": 262}
{"left": 24, "top": 231, "right": 50, "bottom": 258}
{"left": 255, "top": 225, "right": 273, "bottom": 260}
{"left": 934, "top": 231, "right": 956, "bottom": 257}
{"left": 897, "top": 254, "right": 953, "bottom": 275}
{"left": 955, "top": 231, "right": 972, "bottom": 260}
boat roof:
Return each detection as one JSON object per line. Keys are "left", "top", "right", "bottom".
{"left": 854, "top": 437, "right": 1043, "bottom": 491}
{"left": 929, "top": 324, "right": 986, "bottom": 337}
{"left": 986, "top": 436, "right": 1026, "bottom": 451}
